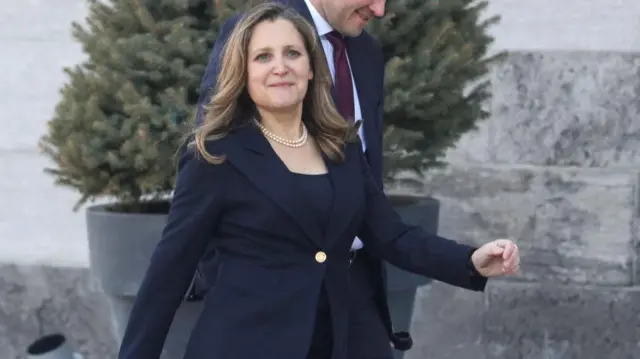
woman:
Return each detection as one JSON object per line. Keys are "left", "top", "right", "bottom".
{"left": 118, "top": 3, "right": 520, "bottom": 359}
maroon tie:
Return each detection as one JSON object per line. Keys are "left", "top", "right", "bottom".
{"left": 326, "top": 31, "right": 355, "bottom": 122}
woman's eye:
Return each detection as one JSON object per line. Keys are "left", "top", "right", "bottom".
{"left": 287, "top": 50, "right": 301, "bottom": 57}
{"left": 255, "top": 53, "right": 271, "bottom": 61}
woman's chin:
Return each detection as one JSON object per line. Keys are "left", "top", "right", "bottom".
{"left": 266, "top": 99, "right": 303, "bottom": 112}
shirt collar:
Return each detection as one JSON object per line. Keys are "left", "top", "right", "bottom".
{"left": 303, "top": 0, "right": 334, "bottom": 37}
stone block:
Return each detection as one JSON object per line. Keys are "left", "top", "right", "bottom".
{"left": 483, "top": 281, "right": 640, "bottom": 359}
{"left": 485, "top": 0, "right": 640, "bottom": 53}
{"left": 406, "top": 282, "right": 486, "bottom": 359}
{"left": 0, "top": 0, "right": 87, "bottom": 41}
{"left": 0, "top": 0, "right": 86, "bottom": 151}
{"left": 634, "top": 218, "right": 640, "bottom": 285}
{"left": 0, "top": 151, "right": 89, "bottom": 267}
{"left": 445, "top": 51, "right": 640, "bottom": 167}
{"left": 419, "top": 164, "right": 638, "bottom": 286}
{"left": 0, "top": 264, "right": 117, "bottom": 359}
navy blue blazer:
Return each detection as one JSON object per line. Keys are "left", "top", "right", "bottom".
{"left": 118, "top": 124, "right": 486, "bottom": 359}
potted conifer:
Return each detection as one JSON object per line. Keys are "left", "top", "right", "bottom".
{"left": 39, "top": 0, "right": 502, "bottom": 358}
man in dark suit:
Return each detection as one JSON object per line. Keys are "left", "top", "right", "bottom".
{"left": 190, "top": 0, "right": 421, "bottom": 357}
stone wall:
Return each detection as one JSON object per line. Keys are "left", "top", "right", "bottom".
{"left": 404, "top": 51, "right": 640, "bottom": 359}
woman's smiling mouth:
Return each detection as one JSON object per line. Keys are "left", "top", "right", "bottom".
{"left": 269, "top": 82, "right": 294, "bottom": 87}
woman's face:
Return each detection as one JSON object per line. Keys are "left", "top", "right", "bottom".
{"left": 246, "top": 18, "right": 314, "bottom": 114}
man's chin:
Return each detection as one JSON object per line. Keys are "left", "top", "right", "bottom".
{"left": 341, "top": 26, "right": 364, "bottom": 37}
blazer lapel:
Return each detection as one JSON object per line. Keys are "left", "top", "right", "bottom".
{"left": 224, "top": 125, "right": 324, "bottom": 248}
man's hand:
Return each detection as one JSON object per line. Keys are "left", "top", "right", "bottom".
{"left": 471, "top": 239, "right": 520, "bottom": 277}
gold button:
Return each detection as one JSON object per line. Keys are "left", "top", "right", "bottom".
{"left": 315, "top": 251, "right": 327, "bottom": 263}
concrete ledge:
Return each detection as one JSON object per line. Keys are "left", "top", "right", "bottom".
{"left": 484, "top": 281, "right": 640, "bottom": 358}
{"left": 0, "top": 264, "right": 116, "bottom": 358}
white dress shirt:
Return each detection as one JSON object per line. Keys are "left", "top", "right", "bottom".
{"left": 304, "top": 0, "right": 365, "bottom": 251}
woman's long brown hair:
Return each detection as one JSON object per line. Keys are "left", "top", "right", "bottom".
{"left": 191, "top": 2, "right": 356, "bottom": 164}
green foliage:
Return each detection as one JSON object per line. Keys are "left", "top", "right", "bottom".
{"left": 367, "top": 0, "right": 504, "bottom": 185}
{"left": 39, "top": 0, "right": 244, "bottom": 211}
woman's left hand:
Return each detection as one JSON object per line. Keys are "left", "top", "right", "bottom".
{"left": 471, "top": 239, "right": 520, "bottom": 277}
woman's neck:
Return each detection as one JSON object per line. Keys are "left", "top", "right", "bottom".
{"left": 256, "top": 108, "right": 304, "bottom": 140}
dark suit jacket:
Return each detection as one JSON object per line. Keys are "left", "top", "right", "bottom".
{"left": 118, "top": 124, "right": 486, "bottom": 359}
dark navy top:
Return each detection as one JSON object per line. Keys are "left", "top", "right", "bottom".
{"left": 290, "top": 172, "right": 333, "bottom": 237}
{"left": 289, "top": 172, "right": 334, "bottom": 358}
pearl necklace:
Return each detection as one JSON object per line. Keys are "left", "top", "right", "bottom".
{"left": 254, "top": 119, "right": 308, "bottom": 148}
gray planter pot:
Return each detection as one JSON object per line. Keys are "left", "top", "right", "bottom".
{"left": 26, "top": 333, "right": 78, "bottom": 359}
{"left": 86, "top": 202, "right": 202, "bottom": 359}
{"left": 387, "top": 194, "right": 439, "bottom": 359}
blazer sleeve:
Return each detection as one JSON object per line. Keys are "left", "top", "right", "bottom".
{"left": 195, "top": 15, "right": 241, "bottom": 126}
{"left": 356, "top": 146, "right": 487, "bottom": 291}
{"left": 118, "top": 146, "right": 227, "bottom": 359}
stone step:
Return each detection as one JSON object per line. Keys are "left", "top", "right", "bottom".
{"left": 407, "top": 280, "right": 640, "bottom": 359}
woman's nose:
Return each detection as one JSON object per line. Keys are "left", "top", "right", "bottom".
{"left": 272, "top": 56, "right": 289, "bottom": 75}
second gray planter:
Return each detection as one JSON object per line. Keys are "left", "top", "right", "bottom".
{"left": 86, "top": 202, "right": 201, "bottom": 359}
{"left": 387, "top": 194, "right": 439, "bottom": 359}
